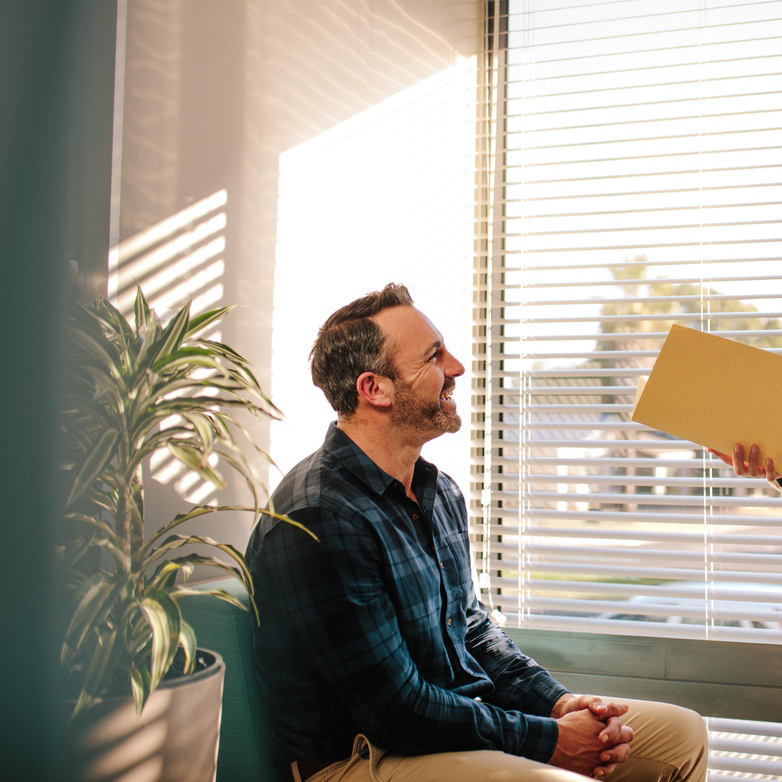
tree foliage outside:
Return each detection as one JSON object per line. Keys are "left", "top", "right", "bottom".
{"left": 584, "top": 256, "right": 782, "bottom": 409}
{"left": 596, "top": 255, "right": 782, "bottom": 371}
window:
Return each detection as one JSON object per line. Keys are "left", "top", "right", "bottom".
{"left": 473, "top": 1, "right": 782, "bottom": 775}
{"left": 474, "top": 0, "right": 782, "bottom": 642}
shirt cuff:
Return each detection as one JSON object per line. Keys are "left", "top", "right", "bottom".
{"left": 521, "top": 715, "right": 560, "bottom": 763}
{"left": 533, "top": 679, "right": 571, "bottom": 718}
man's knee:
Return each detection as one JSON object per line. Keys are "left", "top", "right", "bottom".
{"left": 677, "top": 705, "right": 709, "bottom": 775}
{"left": 666, "top": 703, "right": 708, "bottom": 749}
{"left": 615, "top": 698, "right": 708, "bottom": 782}
{"left": 643, "top": 701, "right": 708, "bottom": 782}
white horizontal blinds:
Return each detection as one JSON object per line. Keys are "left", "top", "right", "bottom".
{"left": 473, "top": 0, "right": 782, "bottom": 647}
{"left": 707, "top": 718, "right": 782, "bottom": 780}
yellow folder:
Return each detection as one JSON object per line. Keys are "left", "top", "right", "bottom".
{"left": 631, "top": 324, "right": 782, "bottom": 464}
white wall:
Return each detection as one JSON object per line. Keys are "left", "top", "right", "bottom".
{"left": 115, "top": 0, "right": 483, "bottom": 546}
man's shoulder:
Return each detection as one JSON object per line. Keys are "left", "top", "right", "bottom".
{"left": 271, "top": 447, "right": 337, "bottom": 513}
{"left": 247, "top": 445, "right": 352, "bottom": 561}
{"left": 433, "top": 465, "right": 462, "bottom": 493}
{"left": 422, "top": 460, "right": 465, "bottom": 507}
{"left": 270, "top": 442, "right": 376, "bottom": 517}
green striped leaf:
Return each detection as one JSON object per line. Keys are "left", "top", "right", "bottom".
{"left": 73, "top": 628, "right": 122, "bottom": 716}
{"left": 62, "top": 577, "right": 125, "bottom": 661}
{"left": 130, "top": 663, "right": 151, "bottom": 716}
{"left": 178, "top": 620, "right": 197, "bottom": 675}
{"left": 186, "top": 306, "right": 233, "bottom": 337}
{"left": 140, "top": 589, "right": 181, "bottom": 693}
{"left": 65, "top": 427, "right": 117, "bottom": 509}
{"left": 133, "top": 286, "right": 151, "bottom": 331}
{"left": 167, "top": 442, "right": 225, "bottom": 487}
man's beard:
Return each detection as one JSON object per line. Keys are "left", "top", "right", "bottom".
{"left": 391, "top": 379, "right": 461, "bottom": 438}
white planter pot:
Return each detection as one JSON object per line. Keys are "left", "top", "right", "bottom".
{"left": 69, "top": 650, "right": 225, "bottom": 782}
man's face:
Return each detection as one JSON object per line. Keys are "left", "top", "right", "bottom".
{"left": 372, "top": 305, "right": 465, "bottom": 442}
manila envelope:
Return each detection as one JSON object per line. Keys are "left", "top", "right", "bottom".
{"left": 631, "top": 324, "right": 782, "bottom": 464}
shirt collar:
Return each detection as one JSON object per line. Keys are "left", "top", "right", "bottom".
{"left": 322, "top": 422, "right": 439, "bottom": 499}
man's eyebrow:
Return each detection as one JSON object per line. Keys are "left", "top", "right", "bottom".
{"left": 423, "top": 340, "right": 443, "bottom": 356}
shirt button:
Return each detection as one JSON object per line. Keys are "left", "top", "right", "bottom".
{"left": 411, "top": 512, "right": 420, "bottom": 521}
{"left": 439, "top": 561, "right": 445, "bottom": 570}
{"left": 446, "top": 617, "right": 452, "bottom": 626}
{"left": 467, "top": 668, "right": 474, "bottom": 675}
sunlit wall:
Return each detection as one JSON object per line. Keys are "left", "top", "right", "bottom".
{"left": 113, "top": 0, "right": 483, "bottom": 544}
{"left": 271, "top": 58, "right": 477, "bottom": 490}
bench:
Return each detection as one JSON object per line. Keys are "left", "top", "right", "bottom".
{"left": 182, "top": 578, "right": 283, "bottom": 782}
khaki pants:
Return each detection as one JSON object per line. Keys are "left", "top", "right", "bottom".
{"left": 290, "top": 698, "right": 708, "bottom": 782}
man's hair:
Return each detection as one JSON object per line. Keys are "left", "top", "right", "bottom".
{"left": 310, "top": 283, "right": 414, "bottom": 416}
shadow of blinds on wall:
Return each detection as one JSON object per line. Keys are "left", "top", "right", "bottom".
{"left": 471, "top": 2, "right": 782, "bottom": 776}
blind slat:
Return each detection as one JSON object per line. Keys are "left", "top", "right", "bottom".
{"left": 521, "top": 294, "right": 782, "bottom": 306}
{"left": 491, "top": 614, "right": 782, "bottom": 643}
{"left": 486, "top": 561, "right": 782, "bottom": 583}
{"left": 708, "top": 718, "right": 782, "bottom": 737}
{"left": 518, "top": 255, "right": 782, "bottom": 272}
{"left": 484, "top": 508, "right": 782, "bottom": 525}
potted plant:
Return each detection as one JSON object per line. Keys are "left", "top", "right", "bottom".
{"left": 58, "top": 287, "right": 297, "bottom": 781}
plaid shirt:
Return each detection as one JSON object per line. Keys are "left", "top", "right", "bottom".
{"left": 246, "top": 424, "right": 567, "bottom": 768}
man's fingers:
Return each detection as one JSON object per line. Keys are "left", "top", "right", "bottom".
{"left": 588, "top": 698, "right": 627, "bottom": 719}
{"left": 598, "top": 716, "right": 620, "bottom": 744}
{"left": 604, "top": 701, "right": 628, "bottom": 718}
{"left": 599, "top": 720, "right": 634, "bottom": 746}
{"left": 583, "top": 696, "right": 606, "bottom": 716}
{"left": 593, "top": 740, "right": 632, "bottom": 776}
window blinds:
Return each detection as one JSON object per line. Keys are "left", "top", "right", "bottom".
{"left": 473, "top": 0, "right": 782, "bottom": 646}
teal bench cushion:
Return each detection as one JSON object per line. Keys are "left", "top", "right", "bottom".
{"left": 181, "top": 578, "right": 282, "bottom": 782}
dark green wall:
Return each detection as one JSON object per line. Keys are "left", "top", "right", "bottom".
{"left": 0, "top": 1, "right": 115, "bottom": 778}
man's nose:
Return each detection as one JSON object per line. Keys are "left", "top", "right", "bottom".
{"left": 445, "top": 350, "right": 465, "bottom": 378}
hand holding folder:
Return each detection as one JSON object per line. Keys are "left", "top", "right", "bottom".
{"left": 708, "top": 442, "right": 780, "bottom": 487}
{"left": 630, "top": 324, "right": 782, "bottom": 467}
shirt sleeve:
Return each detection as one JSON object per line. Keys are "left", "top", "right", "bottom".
{"left": 464, "top": 589, "right": 570, "bottom": 716}
{"left": 256, "top": 506, "right": 560, "bottom": 763}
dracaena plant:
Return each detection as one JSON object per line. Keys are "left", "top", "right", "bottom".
{"left": 59, "top": 287, "right": 300, "bottom": 716}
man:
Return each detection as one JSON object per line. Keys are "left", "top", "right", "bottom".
{"left": 246, "top": 284, "right": 707, "bottom": 782}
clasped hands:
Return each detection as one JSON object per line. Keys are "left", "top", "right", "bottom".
{"left": 549, "top": 694, "right": 633, "bottom": 779}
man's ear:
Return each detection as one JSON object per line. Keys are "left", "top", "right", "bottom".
{"left": 356, "top": 371, "right": 393, "bottom": 410}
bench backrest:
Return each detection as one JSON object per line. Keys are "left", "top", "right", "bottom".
{"left": 182, "top": 578, "right": 283, "bottom": 782}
